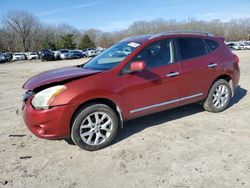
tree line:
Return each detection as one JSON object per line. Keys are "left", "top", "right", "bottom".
{"left": 0, "top": 10, "right": 250, "bottom": 52}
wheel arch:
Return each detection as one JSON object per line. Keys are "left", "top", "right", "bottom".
{"left": 210, "top": 74, "right": 234, "bottom": 96}
{"left": 70, "top": 98, "right": 124, "bottom": 131}
{"left": 215, "top": 74, "right": 231, "bottom": 82}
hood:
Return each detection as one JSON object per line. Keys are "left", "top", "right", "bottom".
{"left": 23, "top": 66, "right": 102, "bottom": 90}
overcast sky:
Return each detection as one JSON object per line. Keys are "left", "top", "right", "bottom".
{"left": 0, "top": 0, "right": 249, "bottom": 31}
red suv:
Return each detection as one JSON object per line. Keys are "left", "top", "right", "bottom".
{"left": 22, "top": 31, "right": 240, "bottom": 151}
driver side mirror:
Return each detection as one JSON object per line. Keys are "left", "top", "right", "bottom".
{"left": 129, "top": 61, "right": 146, "bottom": 73}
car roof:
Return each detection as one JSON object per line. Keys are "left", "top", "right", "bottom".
{"left": 121, "top": 31, "right": 214, "bottom": 43}
{"left": 70, "top": 50, "right": 81, "bottom": 52}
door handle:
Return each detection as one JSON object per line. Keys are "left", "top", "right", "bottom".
{"left": 166, "top": 72, "right": 179, "bottom": 77}
{"left": 208, "top": 63, "right": 218, "bottom": 68}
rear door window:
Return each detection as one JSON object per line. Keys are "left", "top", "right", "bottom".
{"left": 206, "top": 39, "right": 219, "bottom": 51}
{"left": 177, "top": 38, "right": 207, "bottom": 60}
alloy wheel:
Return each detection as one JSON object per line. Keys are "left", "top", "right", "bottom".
{"left": 79, "top": 112, "right": 113, "bottom": 145}
{"left": 212, "top": 84, "right": 229, "bottom": 109}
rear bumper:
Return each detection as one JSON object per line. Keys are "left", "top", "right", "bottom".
{"left": 232, "top": 67, "right": 240, "bottom": 90}
{"left": 22, "top": 99, "right": 74, "bottom": 139}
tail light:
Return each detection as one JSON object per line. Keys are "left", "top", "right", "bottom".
{"left": 232, "top": 53, "right": 239, "bottom": 64}
{"left": 232, "top": 53, "right": 240, "bottom": 70}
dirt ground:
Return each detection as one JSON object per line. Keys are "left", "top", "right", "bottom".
{"left": 0, "top": 51, "right": 249, "bottom": 188}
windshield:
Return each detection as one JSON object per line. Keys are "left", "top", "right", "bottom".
{"left": 83, "top": 41, "right": 141, "bottom": 70}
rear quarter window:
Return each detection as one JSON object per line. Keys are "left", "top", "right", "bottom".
{"left": 177, "top": 37, "right": 207, "bottom": 60}
{"left": 206, "top": 39, "right": 219, "bottom": 51}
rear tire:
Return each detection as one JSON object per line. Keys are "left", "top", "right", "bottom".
{"left": 203, "top": 79, "right": 232, "bottom": 113}
{"left": 71, "top": 104, "right": 119, "bottom": 151}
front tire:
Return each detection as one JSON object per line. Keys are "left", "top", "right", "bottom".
{"left": 203, "top": 79, "right": 232, "bottom": 113}
{"left": 71, "top": 104, "right": 119, "bottom": 151}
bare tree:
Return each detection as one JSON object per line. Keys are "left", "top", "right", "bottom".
{"left": 2, "top": 10, "right": 41, "bottom": 51}
{"left": 84, "top": 29, "right": 103, "bottom": 46}
{"left": 1, "top": 9, "right": 250, "bottom": 51}
{"left": 99, "top": 32, "right": 115, "bottom": 48}
{"left": 1, "top": 28, "right": 18, "bottom": 51}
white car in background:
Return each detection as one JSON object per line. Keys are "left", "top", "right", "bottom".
{"left": 231, "top": 43, "right": 245, "bottom": 50}
{"left": 243, "top": 42, "right": 250, "bottom": 50}
{"left": 53, "top": 51, "right": 60, "bottom": 60}
{"left": 12, "top": 53, "right": 26, "bottom": 61}
{"left": 28, "top": 52, "right": 39, "bottom": 60}
{"left": 59, "top": 49, "right": 70, "bottom": 59}
{"left": 85, "top": 48, "right": 98, "bottom": 57}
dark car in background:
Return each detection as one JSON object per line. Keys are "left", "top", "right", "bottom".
{"left": 0, "top": 52, "right": 12, "bottom": 63}
{"left": 40, "top": 49, "right": 55, "bottom": 61}
{"left": 0, "top": 53, "right": 6, "bottom": 63}
{"left": 4, "top": 53, "right": 12, "bottom": 62}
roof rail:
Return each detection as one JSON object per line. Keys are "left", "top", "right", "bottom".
{"left": 120, "top": 35, "right": 136, "bottom": 42}
{"left": 120, "top": 34, "right": 152, "bottom": 42}
{"left": 149, "top": 30, "right": 213, "bottom": 39}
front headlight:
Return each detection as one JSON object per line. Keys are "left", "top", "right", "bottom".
{"left": 31, "top": 85, "right": 66, "bottom": 109}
